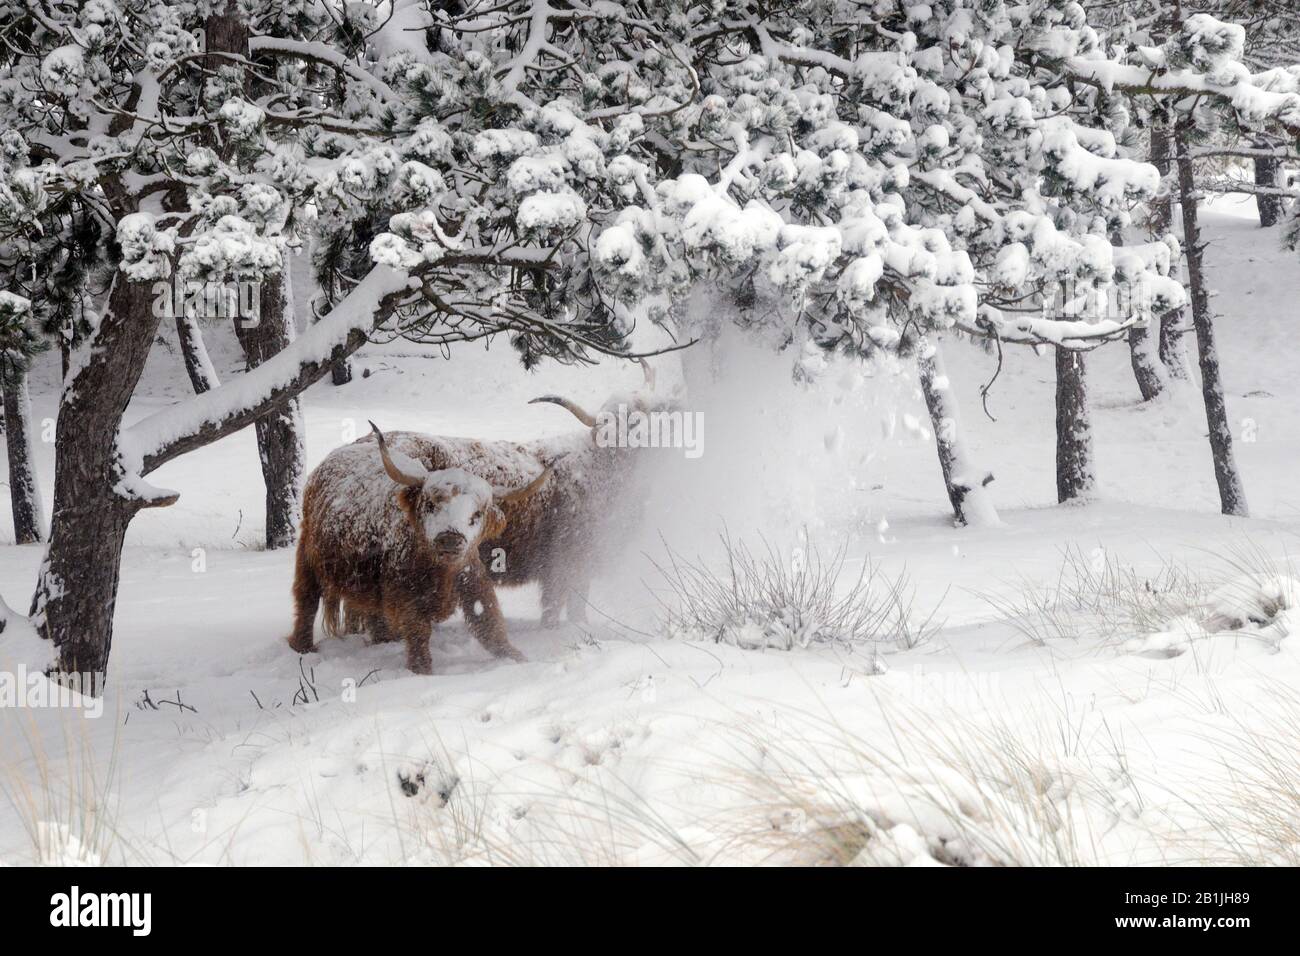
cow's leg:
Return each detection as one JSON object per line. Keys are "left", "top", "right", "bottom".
{"left": 369, "top": 615, "right": 399, "bottom": 643}
{"left": 539, "top": 571, "right": 564, "bottom": 628}
{"left": 399, "top": 620, "right": 434, "bottom": 674}
{"left": 566, "top": 579, "right": 590, "bottom": 624}
{"left": 288, "top": 546, "right": 320, "bottom": 653}
{"left": 458, "top": 563, "right": 526, "bottom": 662}
{"left": 405, "top": 632, "right": 432, "bottom": 674}
{"left": 382, "top": 601, "right": 434, "bottom": 674}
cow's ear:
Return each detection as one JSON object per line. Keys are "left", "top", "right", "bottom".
{"left": 397, "top": 486, "right": 421, "bottom": 521}
{"left": 482, "top": 504, "right": 507, "bottom": 540}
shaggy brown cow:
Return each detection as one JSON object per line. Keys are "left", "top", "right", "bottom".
{"left": 287, "top": 423, "right": 550, "bottom": 673}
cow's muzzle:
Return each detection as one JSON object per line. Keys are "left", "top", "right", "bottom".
{"left": 432, "top": 530, "right": 468, "bottom": 556}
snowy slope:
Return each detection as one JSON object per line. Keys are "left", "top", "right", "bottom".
{"left": 1, "top": 199, "right": 1298, "bottom": 865}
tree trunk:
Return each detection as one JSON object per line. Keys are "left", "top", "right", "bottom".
{"left": 1254, "top": 145, "right": 1284, "bottom": 228}
{"left": 331, "top": 357, "right": 353, "bottom": 386}
{"left": 1175, "top": 115, "right": 1250, "bottom": 517}
{"left": 1122, "top": 209, "right": 1165, "bottom": 401}
{"left": 1149, "top": 114, "right": 1191, "bottom": 383}
{"left": 917, "top": 336, "right": 998, "bottom": 527}
{"left": 1158, "top": 316, "right": 1192, "bottom": 381}
{"left": 176, "top": 309, "right": 221, "bottom": 393}
{"left": 232, "top": 272, "right": 305, "bottom": 549}
{"left": 31, "top": 277, "right": 168, "bottom": 682}
{"left": 1055, "top": 348, "right": 1094, "bottom": 503}
{"left": 202, "top": 3, "right": 301, "bottom": 548}
{"left": 2, "top": 356, "right": 46, "bottom": 543}
{"left": 204, "top": 7, "right": 251, "bottom": 119}
{"left": 1128, "top": 326, "right": 1166, "bottom": 401}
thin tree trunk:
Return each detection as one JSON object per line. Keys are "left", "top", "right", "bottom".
{"left": 233, "top": 272, "right": 305, "bottom": 549}
{"left": 1055, "top": 348, "right": 1094, "bottom": 502}
{"left": 1175, "top": 114, "right": 1250, "bottom": 517}
{"left": 917, "top": 336, "right": 998, "bottom": 527}
{"left": 1158, "top": 316, "right": 1192, "bottom": 380}
{"left": 1149, "top": 114, "right": 1192, "bottom": 382}
{"left": 176, "top": 309, "right": 221, "bottom": 393}
{"left": 1254, "top": 144, "right": 1284, "bottom": 228}
{"left": 205, "top": 2, "right": 302, "bottom": 548}
{"left": 1121, "top": 210, "right": 1166, "bottom": 401}
{"left": 31, "top": 277, "right": 168, "bottom": 683}
{"left": 2, "top": 356, "right": 46, "bottom": 543}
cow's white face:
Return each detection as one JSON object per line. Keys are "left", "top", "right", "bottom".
{"left": 403, "top": 468, "right": 500, "bottom": 559}
{"left": 370, "top": 422, "right": 550, "bottom": 562}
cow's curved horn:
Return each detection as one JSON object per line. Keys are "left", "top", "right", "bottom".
{"left": 496, "top": 465, "right": 553, "bottom": 507}
{"left": 529, "top": 395, "right": 596, "bottom": 428}
{"left": 369, "top": 421, "right": 425, "bottom": 487}
{"left": 638, "top": 358, "right": 656, "bottom": 391}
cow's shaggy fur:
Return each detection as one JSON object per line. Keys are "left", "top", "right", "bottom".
{"left": 287, "top": 430, "right": 547, "bottom": 672}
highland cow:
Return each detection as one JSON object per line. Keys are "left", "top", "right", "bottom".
{"left": 287, "top": 423, "right": 550, "bottom": 673}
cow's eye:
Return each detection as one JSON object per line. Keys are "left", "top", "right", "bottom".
{"left": 471, "top": 510, "right": 482, "bottom": 523}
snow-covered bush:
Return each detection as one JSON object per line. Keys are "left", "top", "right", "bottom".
{"left": 1204, "top": 573, "right": 1298, "bottom": 631}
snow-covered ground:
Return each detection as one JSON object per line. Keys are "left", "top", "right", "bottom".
{"left": 1, "top": 199, "right": 1298, "bottom": 865}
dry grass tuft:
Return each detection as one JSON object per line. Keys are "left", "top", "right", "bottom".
{"left": 650, "top": 531, "right": 939, "bottom": 654}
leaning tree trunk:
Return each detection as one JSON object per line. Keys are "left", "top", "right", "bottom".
{"left": 1055, "top": 348, "right": 1094, "bottom": 503}
{"left": 1119, "top": 214, "right": 1165, "bottom": 401}
{"left": 1175, "top": 115, "right": 1250, "bottom": 517}
{"left": 176, "top": 308, "right": 221, "bottom": 394}
{"left": 1, "top": 355, "right": 46, "bottom": 543}
{"left": 1127, "top": 321, "right": 1166, "bottom": 403}
{"left": 1253, "top": 142, "right": 1284, "bottom": 228}
{"left": 31, "top": 277, "right": 170, "bottom": 683}
{"left": 917, "top": 336, "right": 998, "bottom": 527}
{"left": 232, "top": 272, "right": 305, "bottom": 549}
